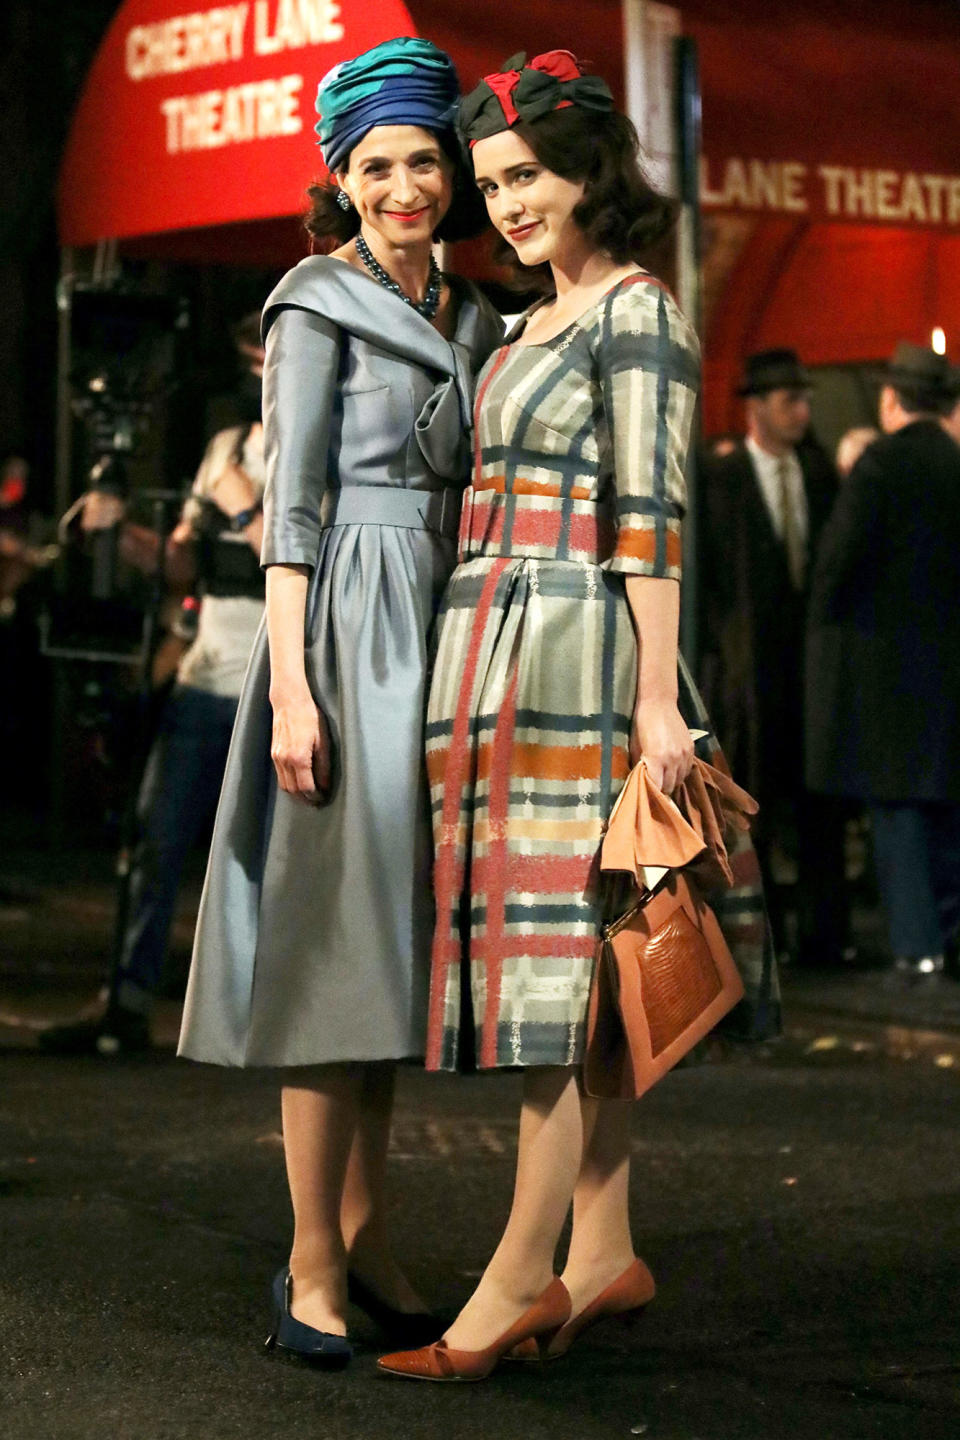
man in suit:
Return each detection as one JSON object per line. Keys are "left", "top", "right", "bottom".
{"left": 806, "top": 343, "right": 960, "bottom": 982}
{"left": 700, "top": 348, "right": 848, "bottom": 965}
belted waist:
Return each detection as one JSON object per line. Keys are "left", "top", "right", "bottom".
{"left": 459, "top": 482, "right": 615, "bottom": 566}
{"left": 320, "top": 486, "right": 461, "bottom": 538}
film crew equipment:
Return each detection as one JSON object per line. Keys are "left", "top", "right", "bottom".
{"left": 44, "top": 276, "right": 194, "bottom": 1022}
{"left": 84, "top": 453, "right": 127, "bottom": 602}
{"left": 45, "top": 283, "right": 192, "bottom": 664}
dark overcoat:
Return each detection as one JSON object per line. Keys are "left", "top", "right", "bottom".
{"left": 698, "top": 438, "right": 838, "bottom": 805}
{"left": 805, "top": 419, "right": 960, "bottom": 802}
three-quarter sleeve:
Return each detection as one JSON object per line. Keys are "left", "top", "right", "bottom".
{"left": 260, "top": 306, "right": 342, "bottom": 570}
{"left": 598, "top": 279, "right": 700, "bottom": 581}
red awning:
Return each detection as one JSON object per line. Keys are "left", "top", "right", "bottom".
{"left": 691, "top": 0, "right": 960, "bottom": 232}
{"left": 60, "top": 0, "right": 421, "bottom": 246}
{"left": 58, "top": 1, "right": 960, "bottom": 425}
{"left": 59, "top": 0, "right": 960, "bottom": 250}
{"left": 57, "top": 0, "right": 626, "bottom": 249}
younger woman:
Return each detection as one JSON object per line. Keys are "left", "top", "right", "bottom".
{"left": 379, "top": 50, "right": 777, "bottom": 1382}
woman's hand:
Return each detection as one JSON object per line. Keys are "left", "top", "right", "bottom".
{"left": 630, "top": 695, "right": 694, "bottom": 795}
{"left": 269, "top": 684, "right": 331, "bottom": 804}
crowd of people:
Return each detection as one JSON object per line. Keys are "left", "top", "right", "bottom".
{"left": 701, "top": 340, "right": 960, "bottom": 985}
{"left": 2, "top": 32, "right": 958, "bottom": 1387}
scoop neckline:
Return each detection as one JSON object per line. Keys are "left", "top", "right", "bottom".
{"left": 509, "top": 270, "right": 652, "bottom": 350}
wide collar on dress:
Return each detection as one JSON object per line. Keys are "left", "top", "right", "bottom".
{"left": 261, "top": 254, "right": 496, "bottom": 477}
{"left": 263, "top": 255, "right": 488, "bottom": 379}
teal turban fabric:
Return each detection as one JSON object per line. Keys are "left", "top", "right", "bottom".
{"left": 316, "top": 37, "right": 460, "bottom": 174}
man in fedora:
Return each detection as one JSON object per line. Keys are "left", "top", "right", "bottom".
{"left": 700, "top": 348, "right": 848, "bottom": 966}
{"left": 806, "top": 342, "right": 960, "bottom": 982}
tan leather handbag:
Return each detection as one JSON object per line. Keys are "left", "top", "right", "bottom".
{"left": 583, "top": 758, "right": 757, "bottom": 1101}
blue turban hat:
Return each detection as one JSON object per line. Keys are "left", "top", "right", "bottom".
{"left": 316, "top": 37, "right": 460, "bottom": 175}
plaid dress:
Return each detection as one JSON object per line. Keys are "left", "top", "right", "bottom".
{"left": 425, "top": 275, "right": 778, "bottom": 1072}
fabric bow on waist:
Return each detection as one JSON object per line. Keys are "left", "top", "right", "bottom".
{"left": 414, "top": 341, "right": 473, "bottom": 480}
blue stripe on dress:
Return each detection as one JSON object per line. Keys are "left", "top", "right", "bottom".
{"left": 599, "top": 577, "right": 618, "bottom": 814}
{"left": 479, "top": 445, "right": 584, "bottom": 478}
{"left": 616, "top": 496, "right": 684, "bottom": 520}
{"left": 652, "top": 290, "right": 671, "bottom": 576}
{"left": 504, "top": 903, "right": 595, "bottom": 925}
{"left": 603, "top": 329, "right": 700, "bottom": 387}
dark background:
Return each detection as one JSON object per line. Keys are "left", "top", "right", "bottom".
{"left": 0, "top": 3, "right": 115, "bottom": 495}
{"left": 0, "top": 2, "right": 283, "bottom": 833}
{"left": 0, "top": 1, "right": 283, "bottom": 515}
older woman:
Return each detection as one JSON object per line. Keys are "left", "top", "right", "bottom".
{"left": 178, "top": 37, "right": 502, "bottom": 1368}
{"left": 379, "top": 50, "right": 777, "bottom": 1382}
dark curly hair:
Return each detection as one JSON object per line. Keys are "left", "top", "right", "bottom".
{"left": 486, "top": 106, "right": 677, "bottom": 290}
{"left": 305, "top": 129, "right": 488, "bottom": 248}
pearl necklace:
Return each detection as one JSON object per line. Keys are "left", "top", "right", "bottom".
{"left": 354, "top": 233, "right": 442, "bottom": 321}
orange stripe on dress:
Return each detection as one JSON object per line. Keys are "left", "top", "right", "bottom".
{"left": 426, "top": 747, "right": 450, "bottom": 788}
{"left": 477, "top": 741, "right": 629, "bottom": 783}
{"left": 473, "top": 474, "right": 593, "bottom": 501}
{"left": 612, "top": 526, "right": 683, "bottom": 570}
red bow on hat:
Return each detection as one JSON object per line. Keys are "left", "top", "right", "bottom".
{"left": 483, "top": 50, "right": 583, "bottom": 127}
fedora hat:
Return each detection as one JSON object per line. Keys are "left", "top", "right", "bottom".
{"left": 882, "top": 341, "right": 958, "bottom": 400}
{"left": 736, "top": 348, "right": 812, "bottom": 397}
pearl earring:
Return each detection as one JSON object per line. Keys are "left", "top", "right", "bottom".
{"left": 336, "top": 189, "right": 352, "bottom": 211}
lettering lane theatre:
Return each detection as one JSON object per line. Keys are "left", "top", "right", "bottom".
{"left": 125, "top": 1, "right": 346, "bottom": 152}
{"left": 701, "top": 156, "right": 960, "bottom": 227}
{"left": 57, "top": 0, "right": 960, "bottom": 437}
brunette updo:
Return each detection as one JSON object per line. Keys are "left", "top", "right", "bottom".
{"left": 489, "top": 106, "right": 677, "bottom": 288}
{"left": 305, "top": 128, "right": 488, "bottom": 248}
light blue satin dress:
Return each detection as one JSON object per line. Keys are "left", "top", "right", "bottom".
{"left": 178, "top": 256, "right": 503, "bottom": 1067}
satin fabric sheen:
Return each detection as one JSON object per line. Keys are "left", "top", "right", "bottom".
{"left": 178, "top": 258, "right": 502, "bottom": 1066}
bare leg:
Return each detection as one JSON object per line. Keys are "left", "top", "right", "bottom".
{"left": 443, "top": 1066, "right": 582, "bottom": 1350}
{"left": 559, "top": 1094, "right": 638, "bottom": 1326}
{"left": 340, "top": 1062, "right": 426, "bottom": 1313}
{"left": 282, "top": 1064, "right": 362, "bottom": 1335}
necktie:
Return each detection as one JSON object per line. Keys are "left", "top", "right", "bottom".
{"left": 776, "top": 458, "right": 805, "bottom": 589}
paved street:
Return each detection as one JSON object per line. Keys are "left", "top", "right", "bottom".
{"left": 2, "top": 852, "right": 959, "bottom": 1440}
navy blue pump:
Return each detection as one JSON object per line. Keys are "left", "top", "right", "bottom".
{"left": 264, "top": 1267, "right": 353, "bottom": 1368}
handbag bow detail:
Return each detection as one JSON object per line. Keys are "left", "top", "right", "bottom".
{"left": 601, "top": 757, "right": 759, "bottom": 890}
{"left": 584, "top": 758, "right": 758, "bottom": 1102}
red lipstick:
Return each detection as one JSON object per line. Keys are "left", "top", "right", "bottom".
{"left": 507, "top": 221, "right": 539, "bottom": 241}
{"left": 383, "top": 206, "right": 430, "bottom": 223}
